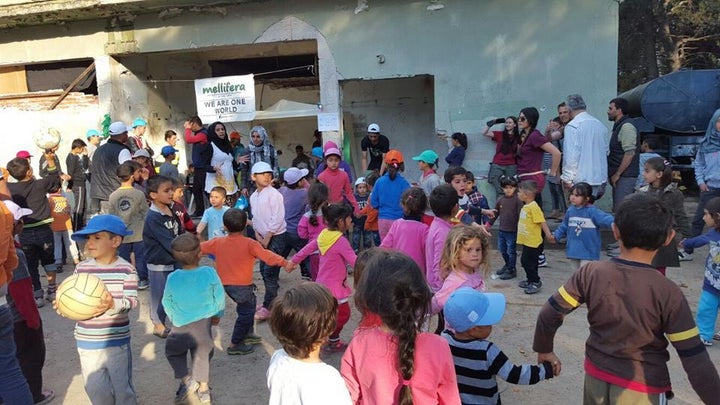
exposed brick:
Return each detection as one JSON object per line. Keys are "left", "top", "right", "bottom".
{"left": 0, "top": 92, "right": 98, "bottom": 110}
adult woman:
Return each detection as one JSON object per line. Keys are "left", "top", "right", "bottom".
{"left": 205, "top": 121, "right": 238, "bottom": 205}
{"left": 483, "top": 116, "right": 520, "bottom": 198}
{"left": 684, "top": 109, "right": 720, "bottom": 257}
{"left": 242, "top": 125, "right": 279, "bottom": 196}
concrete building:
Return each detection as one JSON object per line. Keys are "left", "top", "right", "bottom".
{"left": 0, "top": 0, "right": 618, "bottom": 195}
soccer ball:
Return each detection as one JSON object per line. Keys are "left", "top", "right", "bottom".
{"left": 55, "top": 273, "right": 109, "bottom": 321}
{"left": 33, "top": 128, "right": 61, "bottom": 150}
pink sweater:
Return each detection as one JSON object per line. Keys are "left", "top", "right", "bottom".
{"left": 297, "top": 211, "right": 326, "bottom": 242}
{"left": 318, "top": 168, "right": 358, "bottom": 212}
{"left": 380, "top": 219, "right": 429, "bottom": 275}
{"left": 292, "top": 229, "right": 356, "bottom": 301}
{"left": 430, "top": 270, "right": 486, "bottom": 315}
{"left": 425, "top": 217, "right": 453, "bottom": 292}
{"left": 341, "top": 327, "right": 460, "bottom": 405}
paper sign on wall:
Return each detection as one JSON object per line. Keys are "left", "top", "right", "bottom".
{"left": 317, "top": 112, "right": 340, "bottom": 131}
{"left": 194, "top": 74, "right": 256, "bottom": 122}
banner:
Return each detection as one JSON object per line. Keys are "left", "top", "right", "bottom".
{"left": 194, "top": 74, "right": 256, "bottom": 122}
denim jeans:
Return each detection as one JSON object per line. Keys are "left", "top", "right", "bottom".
{"left": 223, "top": 285, "right": 256, "bottom": 345}
{"left": 488, "top": 163, "right": 517, "bottom": 199}
{"left": 611, "top": 176, "right": 636, "bottom": 212}
{"left": 0, "top": 305, "right": 33, "bottom": 405}
{"left": 19, "top": 225, "right": 56, "bottom": 295}
{"left": 53, "top": 230, "right": 72, "bottom": 265}
{"left": 498, "top": 231, "right": 517, "bottom": 270}
{"left": 352, "top": 227, "right": 373, "bottom": 251}
{"left": 259, "top": 233, "right": 288, "bottom": 309}
{"left": 148, "top": 270, "right": 173, "bottom": 326}
{"left": 119, "top": 242, "right": 148, "bottom": 281}
{"left": 548, "top": 181, "right": 567, "bottom": 213}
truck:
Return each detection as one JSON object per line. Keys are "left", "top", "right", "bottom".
{"left": 618, "top": 69, "right": 720, "bottom": 189}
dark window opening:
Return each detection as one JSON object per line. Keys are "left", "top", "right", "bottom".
{"left": 25, "top": 59, "right": 97, "bottom": 95}
{"left": 209, "top": 54, "right": 318, "bottom": 83}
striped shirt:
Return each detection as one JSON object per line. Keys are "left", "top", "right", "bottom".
{"left": 442, "top": 331, "right": 552, "bottom": 404}
{"left": 74, "top": 257, "right": 138, "bottom": 349}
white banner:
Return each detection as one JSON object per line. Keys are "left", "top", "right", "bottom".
{"left": 194, "top": 74, "right": 256, "bottom": 122}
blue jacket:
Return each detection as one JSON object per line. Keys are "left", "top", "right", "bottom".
{"left": 370, "top": 173, "right": 410, "bottom": 220}
{"left": 445, "top": 147, "right": 465, "bottom": 167}
{"left": 682, "top": 229, "right": 720, "bottom": 295}
{"left": 163, "top": 266, "right": 225, "bottom": 327}
{"left": 143, "top": 205, "right": 184, "bottom": 266}
{"left": 553, "top": 205, "right": 614, "bottom": 260}
{"left": 694, "top": 150, "right": 720, "bottom": 189}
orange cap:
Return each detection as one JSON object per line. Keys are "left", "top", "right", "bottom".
{"left": 229, "top": 131, "right": 241, "bottom": 140}
{"left": 384, "top": 149, "right": 404, "bottom": 164}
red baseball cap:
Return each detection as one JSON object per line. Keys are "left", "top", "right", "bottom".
{"left": 16, "top": 150, "right": 33, "bottom": 159}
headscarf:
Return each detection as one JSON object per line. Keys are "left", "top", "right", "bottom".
{"left": 207, "top": 121, "right": 233, "bottom": 154}
{"left": 700, "top": 108, "right": 720, "bottom": 154}
{"left": 248, "top": 125, "right": 278, "bottom": 171}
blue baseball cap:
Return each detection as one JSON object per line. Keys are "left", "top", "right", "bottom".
{"left": 71, "top": 215, "right": 133, "bottom": 241}
{"left": 444, "top": 287, "right": 506, "bottom": 332}
{"left": 86, "top": 129, "right": 100, "bottom": 139}
{"left": 132, "top": 118, "right": 147, "bottom": 128}
{"left": 161, "top": 145, "right": 179, "bottom": 156}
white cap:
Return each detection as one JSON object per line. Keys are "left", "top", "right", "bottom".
{"left": 132, "top": 149, "right": 150, "bottom": 159}
{"left": 108, "top": 122, "right": 130, "bottom": 136}
{"left": 283, "top": 167, "right": 309, "bottom": 185}
{"left": 355, "top": 177, "right": 367, "bottom": 186}
{"left": 2, "top": 200, "right": 33, "bottom": 222}
{"left": 251, "top": 161, "right": 273, "bottom": 174}
{"left": 367, "top": 123, "right": 380, "bottom": 133}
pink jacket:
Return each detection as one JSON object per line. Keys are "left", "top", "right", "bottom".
{"left": 430, "top": 270, "right": 486, "bottom": 315}
{"left": 292, "top": 229, "right": 356, "bottom": 301}
{"left": 425, "top": 217, "right": 453, "bottom": 293}
{"left": 318, "top": 168, "right": 359, "bottom": 212}
{"left": 297, "top": 211, "right": 326, "bottom": 242}
{"left": 380, "top": 219, "right": 428, "bottom": 275}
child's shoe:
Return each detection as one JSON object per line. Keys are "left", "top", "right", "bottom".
{"left": 197, "top": 388, "right": 212, "bottom": 404}
{"left": 677, "top": 251, "right": 693, "bottom": 262}
{"left": 35, "top": 389, "right": 55, "bottom": 405}
{"left": 254, "top": 306, "right": 270, "bottom": 321}
{"left": 35, "top": 297, "right": 46, "bottom": 308}
{"left": 524, "top": 282, "right": 542, "bottom": 295}
{"left": 498, "top": 268, "right": 516, "bottom": 280}
{"left": 322, "top": 340, "right": 348, "bottom": 354}
{"left": 537, "top": 254, "right": 547, "bottom": 267}
{"left": 174, "top": 379, "right": 199, "bottom": 404}
{"left": 45, "top": 284, "right": 57, "bottom": 302}
{"left": 138, "top": 279, "right": 149, "bottom": 290}
{"left": 243, "top": 333, "right": 262, "bottom": 345}
{"left": 227, "top": 343, "right": 255, "bottom": 355}
{"left": 713, "top": 331, "right": 720, "bottom": 341}
{"left": 702, "top": 338, "right": 713, "bottom": 347}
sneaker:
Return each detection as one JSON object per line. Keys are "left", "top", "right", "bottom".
{"left": 678, "top": 251, "right": 693, "bottom": 262}
{"left": 175, "top": 379, "right": 199, "bottom": 404}
{"left": 538, "top": 254, "right": 547, "bottom": 267}
{"left": 138, "top": 279, "right": 149, "bottom": 290}
{"left": 702, "top": 338, "right": 713, "bottom": 347}
{"left": 498, "top": 269, "right": 517, "bottom": 280}
{"left": 227, "top": 343, "right": 255, "bottom": 355}
{"left": 45, "top": 285, "right": 57, "bottom": 302}
{"left": 254, "top": 306, "right": 270, "bottom": 321}
{"left": 606, "top": 242, "right": 619, "bottom": 250}
{"left": 518, "top": 279, "right": 541, "bottom": 289}
{"left": 35, "top": 297, "right": 45, "bottom": 308}
{"left": 607, "top": 247, "right": 620, "bottom": 257}
{"left": 713, "top": 331, "right": 720, "bottom": 341}
{"left": 322, "top": 340, "right": 348, "bottom": 354}
{"left": 243, "top": 333, "right": 262, "bottom": 345}
{"left": 34, "top": 389, "right": 55, "bottom": 405}
{"left": 197, "top": 389, "right": 212, "bottom": 404}
{"left": 524, "top": 282, "right": 542, "bottom": 295}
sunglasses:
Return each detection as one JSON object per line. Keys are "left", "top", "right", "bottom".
{"left": 518, "top": 116, "right": 527, "bottom": 122}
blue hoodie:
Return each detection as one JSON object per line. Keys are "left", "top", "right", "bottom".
{"left": 553, "top": 205, "right": 614, "bottom": 260}
{"left": 370, "top": 173, "right": 410, "bottom": 220}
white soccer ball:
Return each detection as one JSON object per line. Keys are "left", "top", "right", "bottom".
{"left": 34, "top": 128, "right": 61, "bottom": 150}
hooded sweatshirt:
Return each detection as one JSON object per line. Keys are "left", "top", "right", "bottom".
{"left": 292, "top": 229, "right": 356, "bottom": 301}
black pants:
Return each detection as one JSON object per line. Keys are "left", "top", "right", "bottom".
{"left": 14, "top": 321, "right": 46, "bottom": 403}
{"left": 19, "top": 225, "right": 55, "bottom": 294}
{"left": 191, "top": 169, "right": 207, "bottom": 216}
{"left": 521, "top": 244, "right": 542, "bottom": 283}
{"left": 71, "top": 186, "right": 87, "bottom": 232}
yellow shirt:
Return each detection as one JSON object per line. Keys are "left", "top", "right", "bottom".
{"left": 517, "top": 201, "right": 545, "bottom": 248}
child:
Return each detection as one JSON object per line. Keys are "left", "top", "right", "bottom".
{"left": 317, "top": 147, "right": 359, "bottom": 212}
{"left": 159, "top": 146, "right": 180, "bottom": 179}
{"left": 430, "top": 225, "right": 489, "bottom": 315}
{"left": 143, "top": 175, "right": 184, "bottom": 337}
{"left": 678, "top": 197, "right": 720, "bottom": 346}
{"left": 534, "top": 193, "right": 720, "bottom": 403}
{"left": 201, "top": 209, "right": 292, "bottom": 355}
{"left": 341, "top": 250, "right": 460, "bottom": 403}
{"left": 517, "top": 180, "right": 555, "bottom": 294}
{"left": 5, "top": 201, "right": 55, "bottom": 405}
{"left": 267, "top": 282, "right": 352, "bottom": 404}
{"left": 290, "top": 204, "right": 357, "bottom": 352}
{"left": 412, "top": 149, "right": 442, "bottom": 197}
{"left": 108, "top": 161, "right": 150, "bottom": 290}
{"left": 635, "top": 138, "right": 662, "bottom": 189}
{"left": 380, "top": 187, "right": 430, "bottom": 274}
{"left": 7, "top": 157, "right": 61, "bottom": 306}
{"left": 444, "top": 166, "right": 475, "bottom": 226}
{"left": 360, "top": 172, "right": 381, "bottom": 247}
{"left": 249, "top": 161, "right": 288, "bottom": 321}
{"left": 445, "top": 132, "right": 467, "bottom": 168}
{"left": 553, "top": 182, "right": 614, "bottom": 270}
{"left": 443, "top": 288, "right": 553, "bottom": 404}
{"left": 66, "top": 138, "right": 90, "bottom": 233}
{"left": 196, "top": 186, "right": 230, "bottom": 241}
{"left": 278, "top": 167, "right": 311, "bottom": 280}
{"left": 426, "top": 184, "right": 460, "bottom": 293}
{"left": 171, "top": 178, "right": 196, "bottom": 235}
{"left": 298, "top": 182, "right": 329, "bottom": 281}
{"left": 163, "top": 234, "right": 224, "bottom": 404}
{"left": 637, "top": 157, "right": 691, "bottom": 273}
{"left": 351, "top": 247, "right": 383, "bottom": 331}
{"left": 488, "top": 175, "right": 523, "bottom": 280}
{"left": 370, "top": 150, "right": 411, "bottom": 240}
{"left": 352, "top": 177, "right": 372, "bottom": 253}
{"left": 65, "top": 214, "right": 138, "bottom": 405}
{"left": 48, "top": 183, "right": 74, "bottom": 269}
{"left": 184, "top": 116, "right": 209, "bottom": 217}
{"left": 464, "top": 171, "right": 492, "bottom": 225}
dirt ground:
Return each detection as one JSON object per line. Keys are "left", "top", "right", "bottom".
{"left": 40, "top": 228, "right": 719, "bottom": 404}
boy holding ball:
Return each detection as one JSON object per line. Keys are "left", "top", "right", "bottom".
{"left": 61, "top": 214, "right": 138, "bottom": 405}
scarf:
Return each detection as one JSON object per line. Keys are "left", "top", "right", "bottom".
{"left": 248, "top": 125, "right": 276, "bottom": 168}
{"left": 207, "top": 122, "right": 233, "bottom": 155}
{"left": 700, "top": 108, "right": 720, "bottom": 154}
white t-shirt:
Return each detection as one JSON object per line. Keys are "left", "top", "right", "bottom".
{"left": 267, "top": 349, "right": 351, "bottom": 405}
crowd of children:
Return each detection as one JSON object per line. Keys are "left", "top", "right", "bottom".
{"left": 4, "top": 117, "right": 720, "bottom": 405}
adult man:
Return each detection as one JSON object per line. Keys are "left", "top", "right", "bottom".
{"left": 127, "top": 118, "right": 153, "bottom": 156}
{"left": 89, "top": 122, "right": 131, "bottom": 214}
{"left": 607, "top": 97, "right": 640, "bottom": 210}
{"left": 291, "top": 145, "right": 313, "bottom": 171}
{"left": 360, "top": 123, "right": 390, "bottom": 175}
{"left": 561, "top": 94, "right": 609, "bottom": 200}
{"left": 85, "top": 129, "right": 102, "bottom": 160}
{"left": 544, "top": 102, "right": 571, "bottom": 219}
